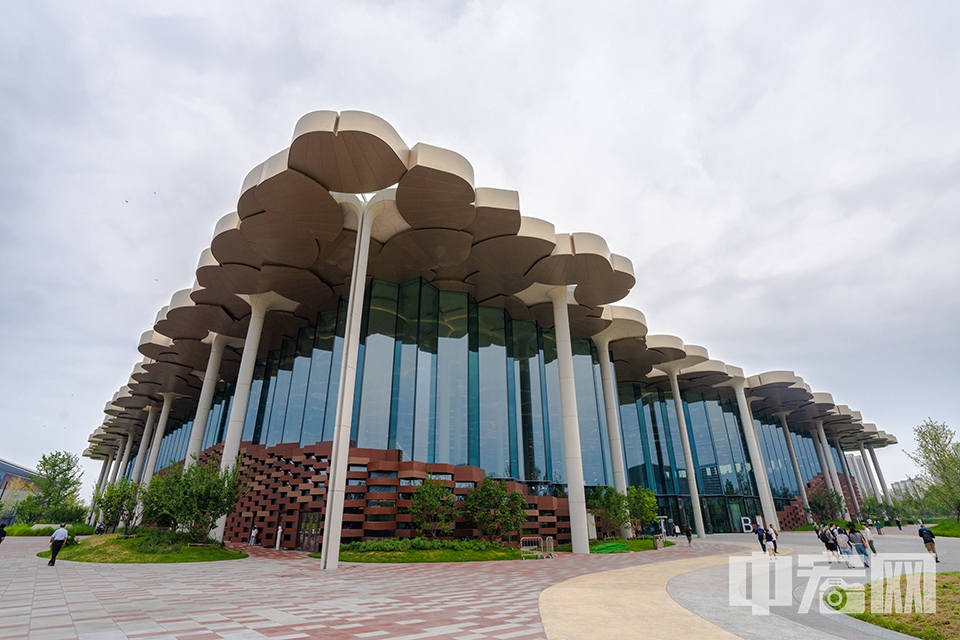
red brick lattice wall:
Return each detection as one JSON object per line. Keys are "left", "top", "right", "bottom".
{"left": 205, "top": 442, "right": 573, "bottom": 549}
{"left": 776, "top": 472, "right": 864, "bottom": 530}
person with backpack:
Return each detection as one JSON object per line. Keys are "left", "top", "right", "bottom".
{"left": 765, "top": 527, "right": 779, "bottom": 557}
{"left": 919, "top": 525, "right": 940, "bottom": 563}
{"left": 755, "top": 525, "right": 767, "bottom": 553}
{"left": 821, "top": 527, "right": 840, "bottom": 563}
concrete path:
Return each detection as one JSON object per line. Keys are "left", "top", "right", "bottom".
{"left": 3, "top": 527, "right": 947, "bottom": 639}
{"left": 0, "top": 535, "right": 740, "bottom": 640}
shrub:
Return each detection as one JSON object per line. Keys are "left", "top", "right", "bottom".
{"left": 340, "top": 537, "right": 503, "bottom": 553}
{"left": 130, "top": 529, "right": 197, "bottom": 555}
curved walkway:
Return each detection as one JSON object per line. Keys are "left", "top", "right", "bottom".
{"left": 0, "top": 536, "right": 739, "bottom": 640}
{"left": 7, "top": 530, "right": 940, "bottom": 639}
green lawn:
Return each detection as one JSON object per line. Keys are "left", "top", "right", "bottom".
{"left": 310, "top": 546, "right": 523, "bottom": 563}
{"left": 929, "top": 521, "right": 960, "bottom": 538}
{"left": 554, "top": 538, "right": 673, "bottom": 553}
{"left": 36, "top": 534, "right": 247, "bottom": 564}
{"left": 830, "top": 572, "right": 960, "bottom": 640}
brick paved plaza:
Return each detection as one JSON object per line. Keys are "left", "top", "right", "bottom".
{"left": 0, "top": 536, "right": 740, "bottom": 640}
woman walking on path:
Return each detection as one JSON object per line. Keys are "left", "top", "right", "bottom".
{"left": 849, "top": 526, "right": 870, "bottom": 567}
{"left": 836, "top": 528, "right": 854, "bottom": 567}
{"left": 766, "top": 527, "right": 779, "bottom": 557}
{"left": 861, "top": 522, "right": 877, "bottom": 554}
{"left": 684, "top": 525, "right": 693, "bottom": 546}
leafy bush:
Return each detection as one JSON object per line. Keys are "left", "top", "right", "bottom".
{"left": 341, "top": 536, "right": 504, "bottom": 553}
{"left": 128, "top": 528, "right": 220, "bottom": 554}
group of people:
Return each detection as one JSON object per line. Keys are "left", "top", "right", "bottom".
{"left": 813, "top": 519, "right": 942, "bottom": 565}
{"left": 754, "top": 525, "right": 780, "bottom": 556}
{"left": 815, "top": 523, "right": 872, "bottom": 567}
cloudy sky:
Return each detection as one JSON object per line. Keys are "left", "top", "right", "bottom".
{"left": 2, "top": 1, "right": 957, "bottom": 497}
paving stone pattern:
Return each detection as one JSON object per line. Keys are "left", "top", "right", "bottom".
{"left": 0, "top": 536, "right": 739, "bottom": 640}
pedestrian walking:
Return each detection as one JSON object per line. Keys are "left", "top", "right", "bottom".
{"left": 821, "top": 527, "right": 840, "bottom": 563}
{"left": 0, "top": 523, "right": 7, "bottom": 545}
{"left": 684, "top": 525, "right": 693, "bottom": 546}
{"left": 895, "top": 516, "right": 902, "bottom": 531}
{"left": 919, "top": 525, "right": 940, "bottom": 563}
{"left": 861, "top": 523, "right": 877, "bottom": 554}
{"left": 755, "top": 525, "right": 767, "bottom": 553}
{"left": 836, "top": 528, "right": 854, "bottom": 567}
{"left": 849, "top": 526, "right": 870, "bottom": 567}
{"left": 249, "top": 525, "right": 259, "bottom": 546}
{"left": 48, "top": 524, "right": 68, "bottom": 566}
{"left": 673, "top": 524, "right": 681, "bottom": 537}
{"left": 875, "top": 519, "right": 884, "bottom": 535}
{"left": 766, "top": 527, "right": 779, "bottom": 557}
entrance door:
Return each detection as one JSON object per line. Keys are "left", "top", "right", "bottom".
{"left": 297, "top": 512, "right": 323, "bottom": 552}
{"left": 728, "top": 499, "right": 744, "bottom": 532}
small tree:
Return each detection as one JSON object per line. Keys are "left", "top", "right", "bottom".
{"left": 19, "top": 451, "right": 84, "bottom": 523}
{"left": 410, "top": 474, "right": 457, "bottom": 539}
{"left": 907, "top": 419, "right": 960, "bottom": 522}
{"left": 464, "top": 476, "right": 507, "bottom": 540}
{"left": 859, "top": 495, "right": 888, "bottom": 522}
{"left": 140, "top": 454, "right": 247, "bottom": 542}
{"left": 626, "top": 485, "right": 659, "bottom": 538}
{"left": 178, "top": 453, "right": 247, "bottom": 542}
{"left": 98, "top": 478, "right": 139, "bottom": 534}
{"left": 499, "top": 490, "right": 530, "bottom": 542}
{"left": 587, "top": 486, "right": 629, "bottom": 539}
{"left": 808, "top": 488, "right": 843, "bottom": 523}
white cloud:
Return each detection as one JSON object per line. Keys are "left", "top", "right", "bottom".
{"left": 1, "top": 0, "right": 957, "bottom": 493}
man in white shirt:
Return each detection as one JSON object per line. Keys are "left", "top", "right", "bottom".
{"left": 48, "top": 523, "right": 69, "bottom": 566}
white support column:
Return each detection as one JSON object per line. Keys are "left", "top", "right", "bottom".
{"left": 858, "top": 442, "right": 882, "bottom": 500}
{"left": 594, "top": 336, "right": 631, "bottom": 539}
{"left": 662, "top": 364, "right": 706, "bottom": 538}
{"left": 774, "top": 412, "right": 811, "bottom": 523}
{"left": 835, "top": 437, "right": 860, "bottom": 515}
{"left": 816, "top": 420, "right": 850, "bottom": 519}
{"left": 730, "top": 379, "right": 779, "bottom": 530}
{"left": 130, "top": 405, "right": 159, "bottom": 483}
{"left": 868, "top": 445, "right": 895, "bottom": 509}
{"left": 184, "top": 332, "right": 229, "bottom": 470}
{"left": 108, "top": 440, "right": 125, "bottom": 484}
{"left": 142, "top": 392, "right": 176, "bottom": 487}
{"left": 545, "top": 285, "right": 591, "bottom": 553}
{"left": 118, "top": 432, "right": 135, "bottom": 480}
{"left": 810, "top": 428, "right": 835, "bottom": 493}
{"left": 213, "top": 291, "right": 298, "bottom": 541}
{"left": 322, "top": 203, "right": 381, "bottom": 569}
{"left": 90, "top": 455, "right": 112, "bottom": 525}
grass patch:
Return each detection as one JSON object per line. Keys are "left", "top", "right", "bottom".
{"left": 554, "top": 538, "right": 674, "bottom": 553}
{"left": 312, "top": 547, "right": 522, "bottom": 563}
{"left": 309, "top": 537, "right": 522, "bottom": 563}
{"left": 789, "top": 520, "right": 852, "bottom": 532}
{"left": 5, "top": 523, "right": 93, "bottom": 536}
{"left": 36, "top": 533, "right": 247, "bottom": 564}
{"left": 929, "top": 522, "right": 960, "bottom": 538}
{"left": 829, "top": 572, "right": 959, "bottom": 640}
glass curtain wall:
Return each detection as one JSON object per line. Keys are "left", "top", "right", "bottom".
{"left": 618, "top": 385, "right": 763, "bottom": 533}
{"left": 179, "top": 278, "right": 612, "bottom": 486}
